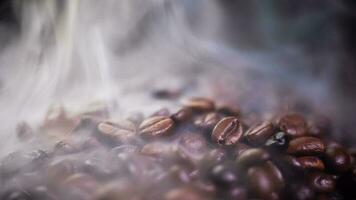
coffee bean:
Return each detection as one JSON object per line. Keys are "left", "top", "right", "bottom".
{"left": 278, "top": 113, "right": 307, "bottom": 138}
{"left": 288, "top": 183, "right": 315, "bottom": 200}
{"left": 236, "top": 148, "right": 270, "bottom": 168}
{"left": 245, "top": 121, "right": 274, "bottom": 146}
{"left": 308, "top": 172, "right": 335, "bottom": 193}
{"left": 234, "top": 143, "right": 251, "bottom": 158}
{"left": 97, "top": 120, "right": 136, "bottom": 143}
{"left": 297, "top": 156, "right": 325, "bottom": 171}
{"left": 324, "top": 145, "right": 352, "bottom": 173}
{"left": 209, "top": 161, "right": 240, "bottom": 187}
{"left": 247, "top": 161, "right": 284, "bottom": 199}
{"left": 141, "top": 142, "right": 172, "bottom": 159}
{"left": 265, "top": 132, "right": 289, "bottom": 151}
{"left": 171, "top": 108, "right": 193, "bottom": 122}
{"left": 139, "top": 116, "right": 174, "bottom": 138}
{"left": 287, "top": 137, "right": 326, "bottom": 156}
{"left": 183, "top": 97, "right": 215, "bottom": 112}
{"left": 53, "top": 140, "right": 78, "bottom": 155}
{"left": 218, "top": 186, "right": 247, "bottom": 200}
{"left": 194, "top": 112, "right": 221, "bottom": 130}
{"left": 212, "top": 117, "right": 243, "bottom": 145}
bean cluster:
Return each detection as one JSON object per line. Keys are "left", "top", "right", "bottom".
{"left": 1, "top": 97, "right": 356, "bottom": 200}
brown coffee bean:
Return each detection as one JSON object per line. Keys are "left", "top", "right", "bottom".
{"left": 194, "top": 112, "right": 221, "bottom": 130}
{"left": 287, "top": 137, "right": 326, "bottom": 156}
{"left": 247, "top": 161, "right": 284, "bottom": 199}
{"left": 139, "top": 116, "right": 174, "bottom": 138}
{"left": 297, "top": 156, "right": 325, "bottom": 171}
{"left": 98, "top": 120, "right": 137, "bottom": 143}
{"left": 171, "top": 107, "right": 193, "bottom": 122}
{"left": 278, "top": 113, "right": 307, "bottom": 138}
{"left": 282, "top": 155, "right": 303, "bottom": 169}
{"left": 288, "top": 183, "right": 315, "bottom": 200}
{"left": 234, "top": 143, "right": 251, "bottom": 158}
{"left": 325, "top": 145, "right": 352, "bottom": 173}
{"left": 212, "top": 117, "right": 243, "bottom": 145}
{"left": 245, "top": 121, "right": 274, "bottom": 146}
{"left": 236, "top": 148, "right": 270, "bottom": 168}
{"left": 183, "top": 97, "right": 215, "bottom": 112}
{"left": 308, "top": 172, "right": 335, "bottom": 193}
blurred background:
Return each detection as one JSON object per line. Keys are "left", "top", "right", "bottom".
{"left": 0, "top": 0, "right": 355, "bottom": 149}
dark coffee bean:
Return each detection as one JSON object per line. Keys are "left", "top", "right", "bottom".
{"left": 307, "top": 124, "right": 323, "bottom": 138}
{"left": 16, "top": 122, "right": 33, "bottom": 141}
{"left": 324, "top": 145, "right": 352, "bottom": 173}
{"left": 139, "top": 116, "right": 174, "bottom": 138}
{"left": 194, "top": 112, "right": 221, "bottom": 130}
{"left": 297, "top": 156, "right": 325, "bottom": 171}
{"left": 236, "top": 148, "right": 270, "bottom": 168}
{"left": 247, "top": 161, "right": 284, "bottom": 199}
{"left": 287, "top": 137, "right": 325, "bottom": 156}
{"left": 171, "top": 108, "right": 193, "bottom": 122}
{"left": 265, "top": 132, "right": 289, "bottom": 151}
{"left": 234, "top": 143, "right": 251, "bottom": 158}
{"left": 245, "top": 121, "right": 274, "bottom": 146}
{"left": 97, "top": 120, "right": 136, "bottom": 143}
{"left": 209, "top": 161, "right": 240, "bottom": 187}
{"left": 212, "top": 117, "right": 243, "bottom": 145}
{"left": 283, "top": 155, "right": 303, "bottom": 169}
{"left": 288, "top": 183, "right": 315, "bottom": 200}
{"left": 278, "top": 113, "right": 307, "bottom": 138}
{"left": 183, "top": 97, "right": 215, "bottom": 112}
{"left": 308, "top": 172, "right": 335, "bottom": 193}
{"left": 219, "top": 186, "right": 247, "bottom": 200}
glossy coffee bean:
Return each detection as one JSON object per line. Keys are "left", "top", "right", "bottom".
{"left": 171, "top": 108, "right": 193, "bottom": 122}
{"left": 287, "top": 137, "right": 325, "bottom": 156}
{"left": 245, "top": 121, "right": 274, "bottom": 146}
{"left": 236, "top": 148, "right": 270, "bottom": 168}
{"left": 324, "top": 145, "right": 352, "bottom": 173}
{"left": 218, "top": 186, "right": 247, "bottom": 200}
{"left": 278, "top": 113, "right": 307, "bottom": 138}
{"left": 183, "top": 97, "right": 215, "bottom": 112}
{"left": 288, "top": 183, "right": 315, "bottom": 200}
{"left": 194, "top": 112, "right": 221, "bottom": 130}
{"left": 308, "top": 172, "right": 335, "bottom": 193}
{"left": 297, "top": 156, "right": 325, "bottom": 171}
{"left": 212, "top": 117, "right": 243, "bottom": 145}
{"left": 247, "top": 161, "right": 284, "bottom": 199}
{"left": 209, "top": 161, "right": 240, "bottom": 187}
{"left": 139, "top": 116, "right": 174, "bottom": 138}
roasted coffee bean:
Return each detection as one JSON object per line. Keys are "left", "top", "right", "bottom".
{"left": 282, "top": 155, "right": 303, "bottom": 169}
{"left": 297, "top": 156, "right": 325, "bottom": 171}
{"left": 324, "top": 145, "right": 352, "bottom": 173}
{"left": 234, "top": 143, "right": 251, "bottom": 158}
{"left": 139, "top": 116, "right": 174, "bottom": 138}
{"left": 183, "top": 97, "right": 215, "bottom": 112}
{"left": 245, "top": 121, "right": 274, "bottom": 146}
{"left": 247, "top": 161, "right": 284, "bottom": 199}
{"left": 265, "top": 132, "right": 289, "bottom": 151}
{"left": 204, "top": 148, "right": 228, "bottom": 164}
{"left": 212, "top": 117, "right": 243, "bottom": 145}
{"left": 141, "top": 142, "right": 172, "bottom": 159}
{"left": 308, "top": 172, "right": 335, "bottom": 193}
{"left": 287, "top": 137, "right": 325, "bottom": 156}
{"left": 171, "top": 108, "right": 193, "bottom": 122}
{"left": 209, "top": 161, "right": 240, "bottom": 187}
{"left": 194, "top": 112, "right": 221, "bottom": 130}
{"left": 53, "top": 140, "right": 79, "bottom": 155}
{"left": 236, "top": 148, "right": 270, "bottom": 168}
{"left": 278, "top": 113, "right": 307, "bottom": 138}
{"left": 218, "top": 186, "right": 247, "bottom": 200}
{"left": 98, "top": 120, "right": 136, "bottom": 143}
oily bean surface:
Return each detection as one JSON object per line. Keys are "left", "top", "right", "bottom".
{"left": 244, "top": 121, "right": 274, "bottom": 146}
{"left": 183, "top": 97, "right": 215, "bottom": 112}
{"left": 278, "top": 113, "right": 307, "bottom": 138}
{"left": 308, "top": 172, "right": 335, "bottom": 193}
{"left": 212, "top": 117, "right": 243, "bottom": 145}
{"left": 139, "top": 116, "right": 174, "bottom": 138}
{"left": 287, "top": 136, "right": 325, "bottom": 156}
{"left": 324, "top": 145, "right": 352, "bottom": 173}
{"left": 297, "top": 156, "right": 325, "bottom": 171}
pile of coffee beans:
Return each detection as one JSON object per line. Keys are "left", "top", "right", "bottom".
{"left": 1, "top": 97, "right": 356, "bottom": 200}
